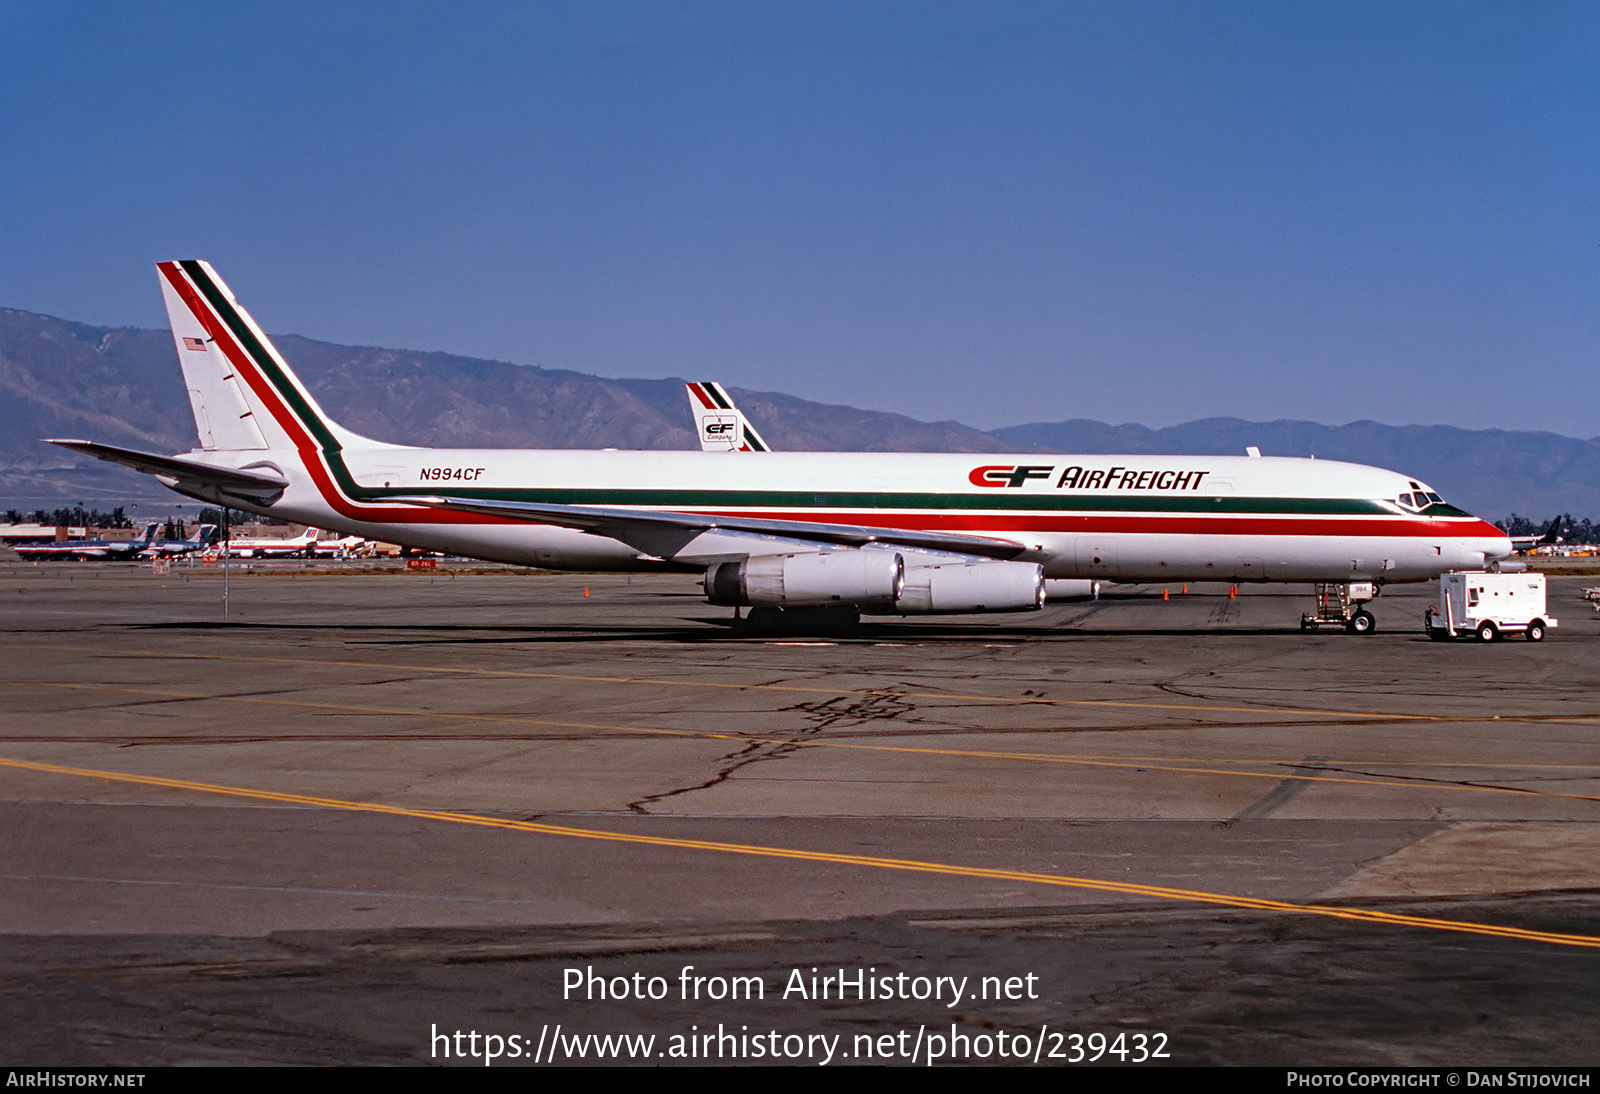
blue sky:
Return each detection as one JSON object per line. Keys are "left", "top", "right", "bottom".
{"left": 3, "top": 1, "right": 1597, "bottom": 434}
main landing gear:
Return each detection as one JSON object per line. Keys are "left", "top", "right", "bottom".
{"left": 734, "top": 605, "right": 862, "bottom": 637}
{"left": 1300, "top": 582, "right": 1378, "bottom": 635}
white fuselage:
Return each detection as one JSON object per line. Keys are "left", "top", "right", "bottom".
{"left": 179, "top": 445, "right": 1510, "bottom": 583}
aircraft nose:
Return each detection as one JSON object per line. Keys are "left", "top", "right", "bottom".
{"left": 1484, "top": 534, "right": 1515, "bottom": 564}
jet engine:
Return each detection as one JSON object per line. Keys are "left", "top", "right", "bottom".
{"left": 1044, "top": 578, "right": 1100, "bottom": 600}
{"left": 892, "top": 560, "right": 1046, "bottom": 613}
{"left": 705, "top": 550, "right": 905, "bottom": 607}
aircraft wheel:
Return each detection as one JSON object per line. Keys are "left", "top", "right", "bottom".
{"left": 741, "top": 607, "right": 780, "bottom": 635}
{"left": 1526, "top": 619, "right": 1546, "bottom": 642}
{"left": 1476, "top": 621, "right": 1498, "bottom": 642}
{"left": 737, "top": 605, "right": 859, "bottom": 637}
{"left": 1348, "top": 609, "right": 1375, "bottom": 635}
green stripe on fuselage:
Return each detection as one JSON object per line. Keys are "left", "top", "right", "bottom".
{"left": 357, "top": 485, "right": 1414, "bottom": 516}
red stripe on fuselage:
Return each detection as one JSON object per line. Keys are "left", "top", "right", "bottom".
{"left": 688, "top": 510, "right": 1509, "bottom": 541}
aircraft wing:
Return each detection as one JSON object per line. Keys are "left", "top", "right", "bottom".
{"left": 44, "top": 440, "right": 289, "bottom": 503}
{"left": 390, "top": 494, "right": 1031, "bottom": 562}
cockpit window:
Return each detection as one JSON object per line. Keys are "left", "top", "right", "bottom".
{"left": 1396, "top": 487, "right": 1447, "bottom": 512}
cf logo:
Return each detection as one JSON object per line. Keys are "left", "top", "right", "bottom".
{"left": 968, "top": 465, "right": 1054, "bottom": 488}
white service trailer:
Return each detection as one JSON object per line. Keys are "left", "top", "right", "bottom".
{"left": 1425, "top": 571, "right": 1556, "bottom": 641}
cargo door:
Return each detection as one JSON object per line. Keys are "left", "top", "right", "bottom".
{"left": 1234, "top": 556, "right": 1266, "bottom": 581}
{"left": 1075, "top": 537, "right": 1120, "bottom": 577}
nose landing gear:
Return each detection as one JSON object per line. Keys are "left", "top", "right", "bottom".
{"left": 1300, "top": 581, "right": 1378, "bottom": 635}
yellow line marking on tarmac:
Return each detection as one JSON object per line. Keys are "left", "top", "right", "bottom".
{"left": 16, "top": 642, "right": 1600, "bottom": 727}
{"left": 14, "top": 682, "right": 1600, "bottom": 805}
{"left": 2, "top": 754, "right": 1597, "bottom": 950}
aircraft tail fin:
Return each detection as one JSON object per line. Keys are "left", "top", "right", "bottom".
{"left": 157, "top": 261, "right": 391, "bottom": 454}
{"left": 686, "top": 381, "right": 771, "bottom": 452}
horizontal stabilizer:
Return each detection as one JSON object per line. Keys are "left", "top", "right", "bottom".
{"left": 45, "top": 439, "right": 290, "bottom": 503}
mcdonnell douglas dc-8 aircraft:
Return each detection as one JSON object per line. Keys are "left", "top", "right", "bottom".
{"left": 47, "top": 261, "right": 1512, "bottom": 630}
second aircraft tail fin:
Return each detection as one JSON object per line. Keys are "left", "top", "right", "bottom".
{"left": 686, "top": 381, "right": 771, "bottom": 452}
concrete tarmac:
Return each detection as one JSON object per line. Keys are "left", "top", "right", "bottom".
{"left": 2, "top": 561, "right": 1597, "bottom": 1066}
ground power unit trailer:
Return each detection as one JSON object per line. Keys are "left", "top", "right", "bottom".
{"left": 1425, "top": 571, "right": 1556, "bottom": 641}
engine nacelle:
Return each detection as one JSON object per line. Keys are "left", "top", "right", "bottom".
{"left": 892, "top": 560, "right": 1045, "bottom": 613}
{"left": 705, "top": 550, "right": 905, "bottom": 607}
{"left": 1044, "top": 578, "right": 1100, "bottom": 600}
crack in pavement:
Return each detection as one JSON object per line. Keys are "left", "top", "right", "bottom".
{"left": 625, "top": 692, "right": 918, "bottom": 814}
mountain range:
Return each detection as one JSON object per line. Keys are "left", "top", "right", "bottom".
{"left": 2, "top": 306, "right": 1595, "bottom": 522}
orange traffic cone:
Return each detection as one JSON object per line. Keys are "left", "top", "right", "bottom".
{"left": 583, "top": 586, "right": 589, "bottom": 598}
{"left": 1163, "top": 588, "right": 1169, "bottom": 600}
{"left": 1229, "top": 584, "right": 1237, "bottom": 598}
{"left": 1182, "top": 583, "right": 1188, "bottom": 595}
